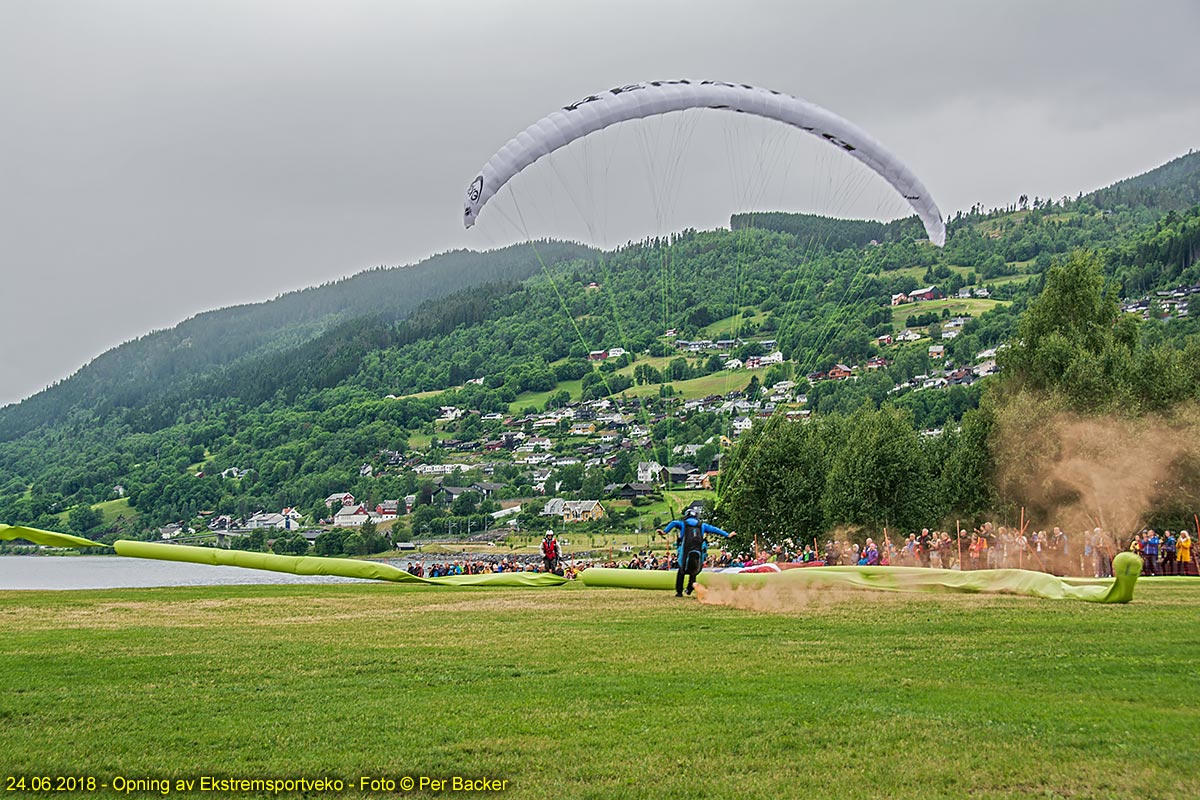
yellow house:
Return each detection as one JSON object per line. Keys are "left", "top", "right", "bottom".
{"left": 561, "top": 500, "right": 605, "bottom": 523}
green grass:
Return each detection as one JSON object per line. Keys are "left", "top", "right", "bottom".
{"left": 92, "top": 498, "right": 135, "bottom": 525}
{"left": 182, "top": 450, "right": 217, "bottom": 476}
{"left": 507, "top": 364, "right": 768, "bottom": 412}
{"left": 617, "top": 489, "right": 715, "bottom": 520}
{"left": 970, "top": 209, "right": 1081, "bottom": 235}
{"left": 697, "top": 309, "right": 771, "bottom": 339}
{"left": 988, "top": 272, "right": 1039, "bottom": 287}
{"left": 882, "top": 263, "right": 1036, "bottom": 289}
{"left": 625, "top": 368, "right": 770, "bottom": 401}
{"left": 884, "top": 264, "right": 977, "bottom": 281}
{"left": 507, "top": 379, "right": 584, "bottom": 415}
{"left": 500, "top": 531, "right": 669, "bottom": 554}
{"left": 53, "top": 498, "right": 137, "bottom": 526}
{"left": 890, "top": 298, "right": 1007, "bottom": 332}
{"left": 1, "top": 579, "right": 1196, "bottom": 799}
{"left": 406, "top": 432, "right": 435, "bottom": 450}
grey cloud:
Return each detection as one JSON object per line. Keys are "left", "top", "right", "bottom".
{"left": 1, "top": 0, "right": 1198, "bottom": 406}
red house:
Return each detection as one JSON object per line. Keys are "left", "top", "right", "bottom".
{"left": 828, "top": 363, "right": 853, "bottom": 380}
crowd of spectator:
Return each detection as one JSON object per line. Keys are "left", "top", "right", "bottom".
{"left": 404, "top": 556, "right": 544, "bottom": 578}
{"left": 1130, "top": 529, "right": 1195, "bottom": 577}
{"left": 400, "top": 523, "right": 1196, "bottom": 580}
{"left": 820, "top": 523, "right": 1196, "bottom": 577}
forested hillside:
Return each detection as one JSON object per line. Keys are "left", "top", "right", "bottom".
{"left": 2, "top": 151, "right": 1199, "bottom": 543}
{"left": 0, "top": 242, "right": 593, "bottom": 439}
{"left": 1087, "top": 149, "right": 1200, "bottom": 213}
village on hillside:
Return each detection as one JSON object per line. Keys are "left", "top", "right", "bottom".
{"left": 162, "top": 282, "right": 1022, "bottom": 547}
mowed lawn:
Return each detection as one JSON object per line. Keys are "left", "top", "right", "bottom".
{"left": 1, "top": 579, "right": 1197, "bottom": 799}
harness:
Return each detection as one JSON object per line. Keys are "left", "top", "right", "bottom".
{"left": 681, "top": 518, "right": 705, "bottom": 555}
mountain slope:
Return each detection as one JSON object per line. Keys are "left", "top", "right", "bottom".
{"left": 0, "top": 242, "right": 594, "bottom": 439}
{"left": 1086, "top": 149, "right": 1200, "bottom": 212}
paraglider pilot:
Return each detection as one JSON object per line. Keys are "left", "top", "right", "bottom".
{"left": 662, "top": 508, "right": 733, "bottom": 597}
{"left": 542, "top": 530, "right": 562, "bottom": 574}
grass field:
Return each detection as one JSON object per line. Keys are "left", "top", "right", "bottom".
{"left": 884, "top": 264, "right": 1037, "bottom": 291}
{"left": 621, "top": 368, "right": 768, "bottom": 402}
{"left": 508, "top": 379, "right": 585, "bottom": 415}
{"left": 890, "top": 298, "right": 1007, "bottom": 332}
{"left": 697, "top": 309, "right": 770, "bottom": 339}
{"left": 507, "top": 365, "right": 769, "bottom": 413}
{"left": 885, "top": 264, "right": 979, "bottom": 282}
{"left": 1, "top": 578, "right": 1197, "bottom": 799}
{"left": 53, "top": 498, "right": 138, "bottom": 527}
{"left": 406, "top": 432, "right": 435, "bottom": 450}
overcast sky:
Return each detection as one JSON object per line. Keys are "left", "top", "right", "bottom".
{"left": 2, "top": 0, "right": 1198, "bottom": 408}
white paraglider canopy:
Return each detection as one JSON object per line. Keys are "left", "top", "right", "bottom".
{"left": 463, "top": 79, "right": 945, "bottom": 246}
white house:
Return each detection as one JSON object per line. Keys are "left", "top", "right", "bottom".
{"left": 637, "top": 461, "right": 665, "bottom": 483}
{"left": 333, "top": 505, "right": 371, "bottom": 527}
{"left": 759, "top": 351, "right": 785, "bottom": 365}
{"left": 437, "top": 406, "right": 466, "bottom": 421}
{"left": 411, "top": 463, "right": 469, "bottom": 476}
{"left": 974, "top": 360, "right": 999, "bottom": 377}
{"left": 247, "top": 512, "right": 294, "bottom": 530}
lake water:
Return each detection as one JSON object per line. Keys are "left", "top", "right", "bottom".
{"left": 0, "top": 556, "right": 369, "bottom": 590}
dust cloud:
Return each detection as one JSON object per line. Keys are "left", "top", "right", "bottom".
{"left": 695, "top": 580, "right": 869, "bottom": 613}
{"left": 991, "top": 397, "right": 1200, "bottom": 536}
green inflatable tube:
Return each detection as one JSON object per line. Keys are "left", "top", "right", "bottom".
{"left": 579, "top": 568, "right": 677, "bottom": 591}
{"left": 0, "top": 525, "right": 566, "bottom": 587}
{"left": 0, "top": 524, "right": 105, "bottom": 549}
{"left": 580, "top": 552, "right": 1142, "bottom": 603}
{"left": 113, "top": 540, "right": 568, "bottom": 587}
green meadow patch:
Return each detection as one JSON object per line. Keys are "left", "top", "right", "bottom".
{"left": 1, "top": 580, "right": 1196, "bottom": 799}
{"left": 697, "top": 309, "right": 772, "bottom": 339}
{"left": 890, "top": 298, "right": 1007, "bottom": 332}
{"left": 52, "top": 498, "right": 138, "bottom": 528}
